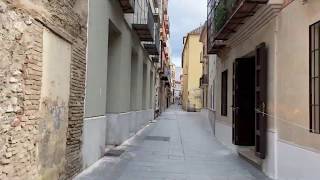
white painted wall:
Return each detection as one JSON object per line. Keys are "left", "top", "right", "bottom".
{"left": 278, "top": 140, "right": 320, "bottom": 180}
{"left": 263, "top": 131, "right": 278, "bottom": 179}
{"left": 85, "top": 0, "right": 109, "bottom": 117}
{"left": 106, "top": 23, "right": 131, "bottom": 113}
{"left": 83, "top": 0, "right": 156, "bottom": 168}
{"left": 207, "top": 55, "right": 216, "bottom": 110}
{"left": 82, "top": 116, "right": 107, "bottom": 168}
{"left": 215, "top": 121, "right": 237, "bottom": 151}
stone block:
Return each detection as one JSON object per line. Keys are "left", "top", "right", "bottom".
{"left": 129, "top": 111, "right": 137, "bottom": 136}
{"left": 106, "top": 112, "right": 131, "bottom": 146}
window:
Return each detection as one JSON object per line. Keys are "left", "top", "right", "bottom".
{"left": 310, "top": 21, "right": 320, "bottom": 134}
{"left": 221, "top": 70, "right": 228, "bottom": 116}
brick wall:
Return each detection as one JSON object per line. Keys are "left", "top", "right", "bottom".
{"left": 65, "top": 40, "right": 87, "bottom": 179}
{"left": 0, "top": 0, "right": 87, "bottom": 179}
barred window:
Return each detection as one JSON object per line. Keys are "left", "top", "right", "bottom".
{"left": 310, "top": 21, "right": 320, "bottom": 134}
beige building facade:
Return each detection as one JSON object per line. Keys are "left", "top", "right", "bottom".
{"left": 182, "top": 27, "right": 203, "bottom": 111}
{"left": 208, "top": 0, "right": 320, "bottom": 179}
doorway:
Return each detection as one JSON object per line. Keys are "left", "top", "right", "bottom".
{"left": 233, "top": 43, "right": 268, "bottom": 161}
{"left": 232, "top": 58, "right": 255, "bottom": 146}
{"left": 142, "top": 63, "right": 147, "bottom": 109}
{"left": 130, "top": 50, "right": 138, "bottom": 111}
{"left": 106, "top": 21, "right": 121, "bottom": 113}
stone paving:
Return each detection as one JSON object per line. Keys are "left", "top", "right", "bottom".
{"left": 76, "top": 105, "right": 270, "bottom": 180}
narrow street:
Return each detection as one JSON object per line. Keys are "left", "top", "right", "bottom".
{"left": 76, "top": 105, "right": 269, "bottom": 180}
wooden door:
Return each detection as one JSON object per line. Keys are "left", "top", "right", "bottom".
{"left": 232, "top": 62, "right": 239, "bottom": 144}
{"left": 255, "top": 43, "right": 268, "bottom": 159}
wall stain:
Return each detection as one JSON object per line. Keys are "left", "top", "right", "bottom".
{"left": 39, "top": 97, "right": 68, "bottom": 180}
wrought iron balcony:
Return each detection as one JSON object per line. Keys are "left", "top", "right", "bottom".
{"left": 164, "top": 46, "right": 169, "bottom": 58}
{"left": 151, "top": 56, "right": 160, "bottom": 62}
{"left": 207, "top": 0, "right": 268, "bottom": 54}
{"left": 143, "top": 23, "right": 160, "bottom": 56}
{"left": 154, "top": 7, "right": 160, "bottom": 23}
{"left": 200, "top": 51, "right": 205, "bottom": 63}
{"left": 164, "top": 15, "right": 170, "bottom": 34}
{"left": 161, "top": 67, "right": 171, "bottom": 81}
{"left": 200, "top": 74, "right": 209, "bottom": 88}
{"left": 201, "top": 45, "right": 209, "bottom": 63}
{"left": 132, "top": 0, "right": 155, "bottom": 41}
{"left": 119, "top": 0, "right": 135, "bottom": 13}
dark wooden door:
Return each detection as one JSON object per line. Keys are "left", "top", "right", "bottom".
{"left": 232, "top": 59, "right": 255, "bottom": 146}
{"left": 232, "top": 62, "right": 239, "bottom": 144}
{"left": 255, "top": 43, "right": 268, "bottom": 159}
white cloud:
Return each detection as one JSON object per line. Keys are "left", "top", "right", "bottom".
{"left": 171, "top": 56, "right": 182, "bottom": 67}
{"left": 168, "top": 0, "right": 207, "bottom": 65}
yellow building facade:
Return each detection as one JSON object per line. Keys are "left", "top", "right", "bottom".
{"left": 181, "top": 26, "right": 203, "bottom": 111}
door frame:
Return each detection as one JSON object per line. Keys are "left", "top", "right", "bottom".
{"left": 232, "top": 58, "right": 255, "bottom": 146}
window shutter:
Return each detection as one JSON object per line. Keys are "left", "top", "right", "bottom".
{"left": 255, "top": 43, "right": 267, "bottom": 159}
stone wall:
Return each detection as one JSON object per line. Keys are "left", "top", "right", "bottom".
{"left": 0, "top": 0, "right": 87, "bottom": 179}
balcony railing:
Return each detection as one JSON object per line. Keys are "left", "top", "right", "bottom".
{"left": 164, "top": 46, "right": 169, "bottom": 57}
{"left": 164, "top": 15, "right": 170, "bottom": 34}
{"left": 161, "top": 66, "right": 171, "bottom": 81}
{"left": 207, "top": 0, "right": 268, "bottom": 54}
{"left": 154, "top": 7, "right": 160, "bottom": 23}
{"left": 133, "top": 0, "right": 155, "bottom": 41}
{"left": 119, "top": 0, "right": 135, "bottom": 13}
{"left": 200, "top": 74, "right": 209, "bottom": 88}
{"left": 200, "top": 51, "right": 204, "bottom": 63}
{"left": 144, "top": 23, "right": 160, "bottom": 58}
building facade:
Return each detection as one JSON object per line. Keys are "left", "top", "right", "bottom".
{"left": 0, "top": 0, "right": 88, "bottom": 179}
{"left": 83, "top": 0, "right": 161, "bottom": 170}
{"left": 158, "top": 0, "right": 172, "bottom": 113}
{"left": 170, "top": 63, "right": 176, "bottom": 104}
{"left": 207, "top": 0, "right": 320, "bottom": 179}
{"left": 174, "top": 67, "right": 182, "bottom": 104}
{"left": 199, "top": 22, "right": 217, "bottom": 130}
{"left": 182, "top": 26, "right": 203, "bottom": 112}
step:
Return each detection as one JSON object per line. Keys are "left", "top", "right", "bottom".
{"left": 238, "top": 147, "right": 262, "bottom": 169}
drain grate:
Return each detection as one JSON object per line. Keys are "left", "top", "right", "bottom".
{"left": 145, "top": 136, "right": 170, "bottom": 142}
{"left": 104, "top": 149, "right": 125, "bottom": 157}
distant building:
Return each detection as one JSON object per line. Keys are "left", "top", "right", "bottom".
{"left": 157, "top": 0, "right": 172, "bottom": 113}
{"left": 170, "top": 63, "right": 176, "bottom": 104}
{"left": 174, "top": 67, "right": 182, "bottom": 104}
{"left": 181, "top": 26, "right": 203, "bottom": 112}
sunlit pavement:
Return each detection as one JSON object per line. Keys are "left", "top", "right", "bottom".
{"left": 76, "top": 105, "right": 270, "bottom": 180}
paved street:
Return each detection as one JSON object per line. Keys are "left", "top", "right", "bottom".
{"left": 76, "top": 105, "right": 269, "bottom": 180}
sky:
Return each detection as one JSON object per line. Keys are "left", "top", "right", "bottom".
{"left": 168, "top": 0, "right": 207, "bottom": 68}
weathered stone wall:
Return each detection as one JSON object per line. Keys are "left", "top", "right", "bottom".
{"left": 0, "top": 3, "right": 42, "bottom": 179}
{"left": 0, "top": 0, "right": 87, "bottom": 179}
